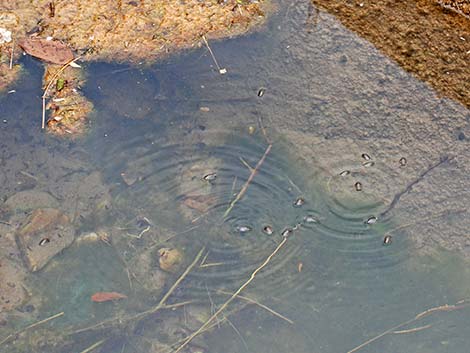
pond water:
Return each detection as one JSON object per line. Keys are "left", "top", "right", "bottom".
{"left": 1, "top": 1, "right": 470, "bottom": 353}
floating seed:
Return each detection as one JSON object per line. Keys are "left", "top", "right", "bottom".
{"left": 293, "top": 197, "right": 305, "bottom": 207}
{"left": 399, "top": 157, "right": 407, "bottom": 167}
{"left": 39, "top": 238, "right": 50, "bottom": 246}
{"left": 355, "top": 182, "right": 362, "bottom": 191}
{"left": 303, "top": 215, "right": 318, "bottom": 224}
{"left": 363, "top": 161, "right": 375, "bottom": 167}
{"left": 237, "top": 225, "right": 252, "bottom": 234}
{"left": 262, "top": 225, "right": 274, "bottom": 235}
{"left": 365, "top": 216, "right": 377, "bottom": 225}
{"left": 281, "top": 228, "right": 293, "bottom": 238}
{"left": 248, "top": 125, "right": 256, "bottom": 135}
{"left": 339, "top": 170, "right": 350, "bottom": 177}
{"left": 362, "top": 153, "right": 371, "bottom": 161}
{"left": 383, "top": 235, "right": 392, "bottom": 245}
{"left": 203, "top": 173, "right": 217, "bottom": 182}
{"left": 257, "top": 88, "right": 266, "bottom": 97}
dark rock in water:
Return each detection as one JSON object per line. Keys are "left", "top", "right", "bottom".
{"left": 0, "top": 223, "right": 27, "bottom": 314}
{"left": 4, "top": 190, "right": 59, "bottom": 213}
{"left": 16, "top": 208, "right": 75, "bottom": 272}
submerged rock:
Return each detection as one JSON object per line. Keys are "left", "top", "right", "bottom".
{"left": 16, "top": 208, "right": 75, "bottom": 272}
{"left": 0, "top": 223, "right": 28, "bottom": 314}
{"left": 4, "top": 190, "right": 59, "bottom": 213}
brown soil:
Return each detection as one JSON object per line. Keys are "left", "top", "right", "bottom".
{"left": 311, "top": 0, "right": 470, "bottom": 109}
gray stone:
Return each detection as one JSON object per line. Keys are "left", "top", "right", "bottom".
{"left": 4, "top": 190, "right": 59, "bottom": 213}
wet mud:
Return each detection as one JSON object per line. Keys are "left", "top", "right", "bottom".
{"left": 312, "top": 0, "right": 470, "bottom": 110}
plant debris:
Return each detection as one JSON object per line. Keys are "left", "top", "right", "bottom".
{"left": 91, "top": 292, "right": 128, "bottom": 303}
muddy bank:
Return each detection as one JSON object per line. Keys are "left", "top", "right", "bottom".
{"left": 0, "top": 0, "right": 270, "bottom": 136}
{"left": 311, "top": 0, "right": 470, "bottom": 110}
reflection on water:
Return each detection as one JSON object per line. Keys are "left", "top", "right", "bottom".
{"left": 1, "top": 1, "right": 470, "bottom": 353}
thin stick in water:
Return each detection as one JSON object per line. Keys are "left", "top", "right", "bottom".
{"left": 223, "top": 144, "right": 272, "bottom": 218}
{"left": 217, "top": 289, "right": 293, "bottom": 324}
{"left": 0, "top": 311, "right": 64, "bottom": 346}
{"left": 202, "top": 35, "right": 226, "bottom": 74}
{"left": 347, "top": 300, "right": 470, "bottom": 353}
{"left": 173, "top": 236, "right": 289, "bottom": 353}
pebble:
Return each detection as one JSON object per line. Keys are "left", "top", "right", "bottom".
{"left": 363, "top": 161, "right": 375, "bottom": 167}
{"left": 399, "top": 157, "right": 407, "bottom": 167}
{"left": 257, "top": 88, "right": 266, "bottom": 97}
{"left": 361, "top": 153, "right": 371, "bottom": 161}
{"left": 339, "top": 170, "right": 350, "bottom": 177}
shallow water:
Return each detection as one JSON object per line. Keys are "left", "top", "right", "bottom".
{"left": 1, "top": 1, "right": 470, "bottom": 353}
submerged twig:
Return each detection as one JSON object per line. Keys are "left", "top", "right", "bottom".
{"left": 217, "top": 290, "right": 293, "bottom": 324}
{"left": 223, "top": 144, "right": 272, "bottom": 218}
{"left": 202, "top": 35, "right": 226, "bottom": 74}
{"left": 347, "top": 300, "right": 470, "bottom": 353}
{"left": 79, "top": 338, "right": 107, "bottom": 353}
{"left": 71, "top": 247, "right": 205, "bottom": 335}
{"left": 392, "top": 324, "right": 432, "bottom": 335}
{"left": 380, "top": 155, "right": 453, "bottom": 217}
{"left": 0, "top": 311, "right": 64, "bottom": 346}
{"left": 173, "top": 236, "right": 289, "bottom": 353}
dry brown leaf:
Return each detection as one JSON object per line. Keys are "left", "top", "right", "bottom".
{"left": 91, "top": 291, "right": 127, "bottom": 302}
{"left": 19, "top": 38, "right": 74, "bottom": 64}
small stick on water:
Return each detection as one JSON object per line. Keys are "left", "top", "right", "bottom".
{"left": 347, "top": 300, "right": 470, "bottom": 353}
{"left": 217, "top": 289, "right": 293, "bottom": 324}
{"left": 0, "top": 311, "right": 64, "bottom": 346}
{"left": 392, "top": 324, "right": 432, "bottom": 335}
{"left": 173, "top": 236, "right": 289, "bottom": 353}
{"left": 202, "top": 35, "right": 226, "bottom": 74}
{"left": 223, "top": 144, "right": 272, "bottom": 218}
{"left": 42, "top": 55, "right": 82, "bottom": 129}
{"left": 257, "top": 116, "right": 271, "bottom": 144}
{"left": 79, "top": 338, "right": 107, "bottom": 353}
{"left": 9, "top": 40, "right": 14, "bottom": 69}
{"left": 239, "top": 157, "right": 254, "bottom": 172}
